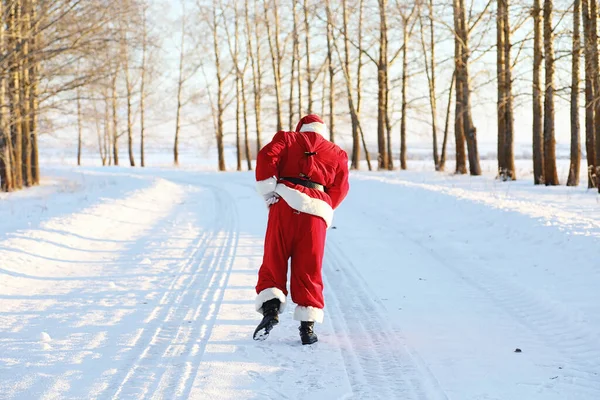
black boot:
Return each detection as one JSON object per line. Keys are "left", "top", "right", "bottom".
{"left": 253, "top": 298, "right": 281, "bottom": 341}
{"left": 299, "top": 321, "right": 318, "bottom": 345}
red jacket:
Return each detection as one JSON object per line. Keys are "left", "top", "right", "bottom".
{"left": 255, "top": 130, "right": 350, "bottom": 227}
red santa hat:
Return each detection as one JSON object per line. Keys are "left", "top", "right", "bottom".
{"left": 295, "top": 114, "right": 328, "bottom": 138}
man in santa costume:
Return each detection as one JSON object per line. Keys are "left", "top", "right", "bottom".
{"left": 253, "top": 114, "right": 350, "bottom": 345}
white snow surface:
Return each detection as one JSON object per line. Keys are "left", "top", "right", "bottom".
{"left": 1, "top": 162, "right": 600, "bottom": 399}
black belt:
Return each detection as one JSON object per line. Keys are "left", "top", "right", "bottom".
{"left": 280, "top": 177, "right": 325, "bottom": 192}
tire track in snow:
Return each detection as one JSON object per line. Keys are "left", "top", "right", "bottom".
{"left": 363, "top": 205, "right": 600, "bottom": 397}
{"left": 324, "top": 240, "right": 449, "bottom": 400}
{"left": 160, "top": 184, "right": 239, "bottom": 400}
{"left": 106, "top": 224, "right": 217, "bottom": 397}
{"left": 107, "top": 182, "right": 239, "bottom": 399}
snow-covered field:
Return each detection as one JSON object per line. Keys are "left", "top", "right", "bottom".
{"left": 1, "top": 160, "right": 600, "bottom": 399}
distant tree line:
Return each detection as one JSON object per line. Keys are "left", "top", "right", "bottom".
{"left": 2, "top": 0, "right": 600, "bottom": 193}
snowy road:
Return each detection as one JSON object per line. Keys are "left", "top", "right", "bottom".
{"left": 1, "top": 166, "right": 600, "bottom": 399}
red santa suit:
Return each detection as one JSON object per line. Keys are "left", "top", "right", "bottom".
{"left": 254, "top": 115, "right": 350, "bottom": 323}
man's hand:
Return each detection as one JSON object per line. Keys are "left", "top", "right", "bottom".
{"left": 263, "top": 193, "right": 280, "bottom": 208}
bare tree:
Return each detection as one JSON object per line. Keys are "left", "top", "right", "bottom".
{"left": 454, "top": 0, "right": 481, "bottom": 175}
{"left": 77, "top": 84, "right": 83, "bottom": 166}
{"left": 9, "top": 0, "right": 23, "bottom": 188}
{"left": 0, "top": 0, "right": 13, "bottom": 190}
{"left": 543, "top": 0, "right": 559, "bottom": 185}
{"left": 497, "top": 0, "right": 515, "bottom": 180}
{"left": 174, "top": 0, "right": 186, "bottom": 166}
{"left": 246, "top": 0, "right": 263, "bottom": 151}
{"left": 532, "top": 0, "right": 544, "bottom": 184}
{"left": 377, "top": 0, "right": 389, "bottom": 170}
{"left": 224, "top": 0, "right": 251, "bottom": 170}
{"left": 211, "top": 1, "right": 227, "bottom": 171}
{"left": 289, "top": 0, "right": 299, "bottom": 128}
{"left": 29, "top": 0, "right": 39, "bottom": 184}
{"left": 334, "top": 0, "right": 371, "bottom": 171}
{"left": 452, "top": 0, "right": 467, "bottom": 174}
{"left": 140, "top": 2, "right": 148, "bottom": 167}
{"left": 303, "top": 0, "right": 313, "bottom": 114}
{"left": 325, "top": 0, "right": 335, "bottom": 142}
{"left": 263, "top": 0, "right": 284, "bottom": 131}
{"left": 111, "top": 63, "right": 120, "bottom": 166}
{"left": 419, "top": 0, "right": 440, "bottom": 170}
{"left": 121, "top": 3, "right": 135, "bottom": 167}
{"left": 398, "top": 2, "right": 417, "bottom": 170}
{"left": 440, "top": 70, "right": 455, "bottom": 170}
{"left": 591, "top": 0, "right": 600, "bottom": 191}
{"left": 21, "top": 0, "right": 32, "bottom": 185}
{"left": 567, "top": 0, "right": 581, "bottom": 186}
{"left": 582, "top": 0, "right": 596, "bottom": 187}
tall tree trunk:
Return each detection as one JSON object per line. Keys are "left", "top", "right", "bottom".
{"left": 212, "top": 4, "right": 226, "bottom": 171}
{"left": 227, "top": 0, "right": 247, "bottom": 170}
{"left": 326, "top": 0, "right": 335, "bottom": 142}
{"left": 452, "top": 0, "right": 467, "bottom": 174}
{"left": 263, "top": 0, "right": 283, "bottom": 131}
{"left": 242, "top": 78, "right": 252, "bottom": 170}
{"left": 377, "top": 0, "right": 389, "bottom": 170}
{"left": 341, "top": 0, "right": 360, "bottom": 169}
{"left": 543, "top": 0, "right": 559, "bottom": 185}
{"left": 29, "top": 0, "right": 39, "bottom": 184}
{"left": 582, "top": 0, "right": 596, "bottom": 187}
{"left": 111, "top": 66, "right": 119, "bottom": 166}
{"left": 440, "top": 70, "right": 455, "bottom": 170}
{"left": 104, "top": 86, "right": 111, "bottom": 166}
{"left": 336, "top": 0, "right": 371, "bottom": 170}
{"left": 303, "top": 0, "right": 313, "bottom": 113}
{"left": 458, "top": 0, "right": 481, "bottom": 175}
{"left": 357, "top": 0, "right": 364, "bottom": 117}
{"left": 497, "top": 0, "right": 506, "bottom": 177}
{"left": 231, "top": 1, "right": 242, "bottom": 171}
{"left": 419, "top": 0, "right": 439, "bottom": 170}
{"left": 9, "top": 1, "right": 23, "bottom": 188}
{"left": 590, "top": 0, "right": 600, "bottom": 191}
{"left": 235, "top": 75, "right": 242, "bottom": 171}
{"left": 502, "top": 0, "right": 515, "bottom": 180}
{"left": 357, "top": 0, "right": 369, "bottom": 169}
{"left": 0, "top": 0, "right": 12, "bottom": 191}
{"left": 399, "top": 16, "right": 410, "bottom": 170}
{"left": 77, "top": 86, "right": 83, "bottom": 166}
{"left": 568, "top": 0, "right": 581, "bottom": 186}
{"left": 320, "top": 68, "right": 326, "bottom": 117}
{"left": 247, "top": 1, "right": 262, "bottom": 152}
{"left": 123, "top": 36, "right": 135, "bottom": 167}
{"left": 289, "top": 0, "right": 298, "bottom": 129}
{"left": 533, "top": 0, "right": 544, "bottom": 184}
{"left": 94, "top": 97, "right": 106, "bottom": 166}
{"left": 140, "top": 5, "right": 147, "bottom": 167}
{"left": 21, "top": 0, "right": 32, "bottom": 185}
{"left": 386, "top": 92, "right": 393, "bottom": 170}
{"left": 497, "top": 0, "right": 515, "bottom": 180}
{"left": 295, "top": 1, "right": 303, "bottom": 119}
{"left": 174, "top": 4, "right": 186, "bottom": 166}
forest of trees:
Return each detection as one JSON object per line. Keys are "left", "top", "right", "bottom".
{"left": 1, "top": 0, "right": 600, "bottom": 193}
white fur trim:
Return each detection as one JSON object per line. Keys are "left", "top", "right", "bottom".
{"left": 256, "top": 176, "right": 277, "bottom": 196}
{"left": 299, "top": 122, "right": 327, "bottom": 137}
{"left": 255, "top": 287, "right": 287, "bottom": 314}
{"left": 274, "top": 184, "right": 333, "bottom": 228}
{"left": 294, "top": 305, "right": 324, "bottom": 323}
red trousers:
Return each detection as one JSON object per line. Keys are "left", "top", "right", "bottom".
{"left": 256, "top": 200, "right": 327, "bottom": 319}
